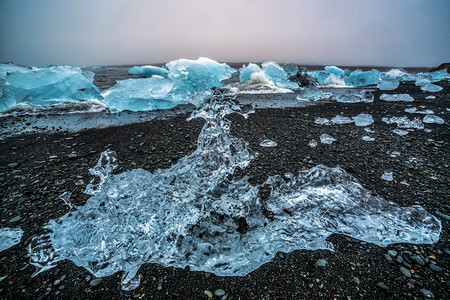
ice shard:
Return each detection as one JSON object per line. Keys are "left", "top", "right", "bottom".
{"left": 260, "top": 139, "right": 278, "bottom": 147}
{"left": 423, "top": 115, "right": 444, "bottom": 124}
{"left": 0, "top": 228, "right": 23, "bottom": 252}
{"left": 382, "top": 116, "right": 424, "bottom": 129}
{"left": 344, "top": 69, "right": 381, "bottom": 87}
{"left": 353, "top": 114, "right": 374, "bottom": 127}
{"left": 29, "top": 92, "right": 441, "bottom": 291}
{"left": 331, "top": 115, "right": 353, "bottom": 125}
{"left": 336, "top": 89, "right": 374, "bottom": 103}
{"left": 128, "top": 65, "right": 169, "bottom": 78}
{"left": 380, "top": 94, "right": 414, "bottom": 102}
{"left": 296, "top": 86, "right": 322, "bottom": 101}
{"left": 320, "top": 133, "right": 337, "bottom": 144}
{"left": 421, "top": 83, "right": 443, "bottom": 93}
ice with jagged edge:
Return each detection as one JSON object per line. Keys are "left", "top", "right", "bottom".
{"left": 260, "top": 139, "right": 277, "bottom": 147}
{"left": 239, "top": 62, "right": 298, "bottom": 90}
{"left": 331, "top": 115, "right": 353, "bottom": 125}
{"left": 0, "top": 64, "right": 101, "bottom": 112}
{"left": 336, "top": 89, "right": 374, "bottom": 103}
{"left": 383, "top": 116, "right": 424, "bottom": 129}
{"left": 128, "top": 65, "right": 169, "bottom": 78}
{"left": 296, "top": 86, "right": 322, "bottom": 101}
{"left": 29, "top": 92, "right": 441, "bottom": 291}
{"left": 423, "top": 115, "right": 444, "bottom": 124}
{"left": 353, "top": 113, "right": 374, "bottom": 127}
{"left": 380, "top": 93, "right": 414, "bottom": 102}
{"left": 0, "top": 228, "right": 23, "bottom": 252}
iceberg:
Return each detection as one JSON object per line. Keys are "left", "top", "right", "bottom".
{"left": 344, "top": 69, "right": 381, "bottom": 87}
{"left": 0, "top": 228, "right": 23, "bottom": 252}
{"left": 331, "top": 115, "right": 353, "bottom": 125}
{"left": 336, "top": 89, "right": 374, "bottom": 103}
{"left": 296, "top": 86, "right": 322, "bottom": 101}
{"left": 282, "top": 63, "right": 299, "bottom": 77}
{"left": 380, "top": 93, "right": 414, "bottom": 102}
{"left": 423, "top": 115, "right": 444, "bottom": 124}
{"left": 28, "top": 92, "right": 441, "bottom": 291}
{"left": 353, "top": 114, "right": 374, "bottom": 127}
{"left": 262, "top": 61, "right": 299, "bottom": 89}
{"left": 239, "top": 63, "right": 262, "bottom": 82}
{"left": 128, "top": 65, "right": 169, "bottom": 78}
{"left": 195, "top": 57, "right": 237, "bottom": 81}
{"left": 0, "top": 78, "right": 16, "bottom": 112}
{"left": 320, "top": 133, "right": 337, "bottom": 144}
{"left": 378, "top": 79, "right": 399, "bottom": 91}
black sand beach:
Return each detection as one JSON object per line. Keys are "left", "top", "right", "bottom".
{"left": 0, "top": 70, "right": 448, "bottom": 299}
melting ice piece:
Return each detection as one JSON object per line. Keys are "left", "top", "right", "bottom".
{"left": 260, "top": 139, "right": 278, "bottom": 147}
{"left": 336, "top": 89, "right": 374, "bottom": 103}
{"left": 0, "top": 78, "right": 16, "bottom": 112}
{"left": 195, "top": 57, "right": 237, "bottom": 81}
{"left": 421, "top": 83, "right": 443, "bottom": 93}
{"left": 0, "top": 228, "right": 23, "bottom": 252}
{"left": 392, "top": 129, "right": 409, "bottom": 136}
{"left": 282, "top": 63, "right": 299, "bottom": 77}
{"left": 261, "top": 61, "right": 299, "bottom": 89}
{"left": 308, "top": 139, "right": 318, "bottom": 148}
{"left": 378, "top": 79, "right": 399, "bottom": 91}
{"left": 390, "top": 151, "right": 401, "bottom": 158}
{"left": 423, "top": 115, "right": 444, "bottom": 124}
{"left": 425, "top": 96, "right": 436, "bottom": 100}
{"left": 3, "top": 65, "right": 101, "bottom": 109}
{"left": 320, "top": 133, "right": 337, "bottom": 144}
{"left": 28, "top": 93, "right": 441, "bottom": 291}
{"left": 296, "top": 86, "right": 322, "bottom": 101}
{"left": 353, "top": 114, "right": 374, "bottom": 127}
{"left": 344, "top": 69, "right": 381, "bottom": 86}
{"left": 314, "top": 117, "right": 331, "bottom": 125}
{"left": 239, "top": 63, "right": 262, "bottom": 82}
{"left": 331, "top": 115, "right": 353, "bottom": 125}
{"left": 362, "top": 136, "right": 375, "bottom": 142}
{"left": 405, "top": 107, "right": 417, "bottom": 114}
{"left": 128, "top": 65, "right": 169, "bottom": 78}
{"left": 382, "top": 116, "right": 424, "bottom": 129}
{"left": 381, "top": 171, "right": 394, "bottom": 182}
{"left": 380, "top": 94, "right": 414, "bottom": 102}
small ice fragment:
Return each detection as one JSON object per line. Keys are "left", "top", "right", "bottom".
{"left": 404, "top": 107, "right": 417, "bottom": 114}
{"left": 390, "top": 151, "right": 401, "bottom": 158}
{"left": 421, "top": 83, "right": 443, "bottom": 93}
{"left": 362, "top": 136, "right": 375, "bottom": 142}
{"left": 260, "top": 139, "right": 278, "bottom": 147}
{"left": 296, "top": 86, "right": 322, "bottom": 101}
{"left": 423, "top": 115, "right": 444, "bottom": 124}
{"left": 378, "top": 79, "right": 399, "bottom": 91}
{"left": 353, "top": 113, "right": 374, "bottom": 126}
{"left": 424, "top": 129, "right": 432, "bottom": 133}
{"left": 0, "top": 228, "right": 23, "bottom": 252}
{"left": 380, "top": 94, "right": 414, "bottom": 102}
{"left": 392, "top": 129, "right": 409, "bottom": 136}
{"left": 308, "top": 139, "right": 318, "bottom": 148}
{"left": 331, "top": 115, "right": 353, "bottom": 125}
{"left": 314, "top": 117, "right": 331, "bottom": 125}
{"left": 416, "top": 109, "right": 434, "bottom": 115}
{"left": 336, "top": 89, "right": 374, "bottom": 103}
{"left": 382, "top": 116, "right": 424, "bottom": 129}
{"left": 364, "top": 127, "right": 375, "bottom": 133}
{"left": 400, "top": 181, "right": 410, "bottom": 186}
{"left": 320, "top": 134, "right": 337, "bottom": 144}
{"left": 381, "top": 171, "right": 394, "bottom": 182}
{"left": 425, "top": 96, "right": 436, "bottom": 100}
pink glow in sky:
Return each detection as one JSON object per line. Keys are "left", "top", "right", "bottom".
{"left": 0, "top": 0, "right": 449, "bottom": 67}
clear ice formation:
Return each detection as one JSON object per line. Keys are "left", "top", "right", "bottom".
{"left": 353, "top": 114, "right": 374, "bottom": 127}
{"left": 259, "top": 139, "right": 278, "bottom": 147}
{"left": 308, "top": 139, "right": 318, "bottom": 148}
{"left": 0, "top": 65, "right": 101, "bottom": 112}
{"left": 336, "top": 89, "right": 374, "bottom": 103}
{"left": 380, "top": 94, "right": 414, "bottom": 102}
{"left": 314, "top": 117, "right": 331, "bottom": 125}
{"left": 392, "top": 129, "right": 409, "bottom": 136}
{"left": 239, "top": 62, "right": 298, "bottom": 90}
{"left": 320, "top": 133, "right": 337, "bottom": 144}
{"left": 423, "top": 115, "right": 444, "bottom": 125}
{"left": 0, "top": 228, "right": 23, "bottom": 252}
{"left": 128, "top": 65, "right": 169, "bottom": 78}
{"left": 28, "top": 88, "right": 441, "bottom": 292}
{"left": 421, "top": 83, "right": 443, "bottom": 93}
{"left": 296, "top": 86, "right": 322, "bottom": 101}
{"left": 362, "top": 136, "right": 375, "bottom": 142}
{"left": 378, "top": 78, "right": 399, "bottom": 91}
{"left": 102, "top": 58, "right": 235, "bottom": 111}
{"left": 331, "top": 115, "right": 353, "bottom": 125}
{"left": 381, "top": 171, "right": 394, "bottom": 182}
{"left": 382, "top": 116, "right": 424, "bottom": 129}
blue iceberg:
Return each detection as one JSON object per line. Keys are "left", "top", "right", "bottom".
{"left": 128, "top": 65, "right": 169, "bottom": 78}
{"left": 239, "top": 62, "right": 298, "bottom": 90}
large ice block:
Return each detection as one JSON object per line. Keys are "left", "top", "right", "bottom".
{"left": 240, "top": 62, "right": 298, "bottom": 89}
{"left": 128, "top": 65, "right": 169, "bottom": 78}
{"left": 296, "top": 86, "right": 322, "bottom": 101}
{"left": 344, "top": 69, "right": 381, "bottom": 87}
{"left": 0, "top": 79, "right": 16, "bottom": 112}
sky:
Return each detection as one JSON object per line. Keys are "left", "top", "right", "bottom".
{"left": 0, "top": 0, "right": 449, "bottom": 67}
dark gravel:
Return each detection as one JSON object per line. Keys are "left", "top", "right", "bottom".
{"left": 0, "top": 77, "right": 448, "bottom": 299}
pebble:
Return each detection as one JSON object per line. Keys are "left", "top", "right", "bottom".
{"left": 400, "top": 267, "right": 411, "bottom": 278}
{"left": 387, "top": 250, "right": 397, "bottom": 257}
{"left": 411, "top": 255, "right": 425, "bottom": 266}
{"left": 7, "top": 163, "right": 19, "bottom": 168}
{"left": 214, "top": 289, "right": 226, "bottom": 297}
{"left": 352, "top": 277, "right": 360, "bottom": 285}
{"left": 419, "top": 288, "right": 435, "bottom": 299}
{"left": 54, "top": 279, "right": 60, "bottom": 286}
{"left": 315, "top": 259, "right": 328, "bottom": 267}
{"left": 68, "top": 153, "right": 77, "bottom": 159}
{"left": 396, "top": 255, "right": 404, "bottom": 263}
{"left": 49, "top": 155, "right": 58, "bottom": 159}
{"left": 89, "top": 278, "right": 102, "bottom": 287}
{"left": 376, "top": 282, "right": 388, "bottom": 290}
{"left": 204, "top": 290, "right": 213, "bottom": 298}
{"left": 383, "top": 254, "right": 393, "bottom": 262}
{"left": 429, "top": 264, "right": 442, "bottom": 272}
{"left": 9, "top": 216, "right": 21, "bottom": 223}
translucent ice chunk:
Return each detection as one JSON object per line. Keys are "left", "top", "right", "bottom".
{"left": 425, "top": 96, "right": 436, "bottom": 100}
{"left": 260, "top": 139, "right": 277, "bottom": 147}
{"left": 378, "top": 79, "right": 399, "bottom": 91}
{"left": 423, "top": 115, "right": 444, "bottom": 124}
{"left": 331, "top": 115, "right": 353, "bottom": 125}
{"left": 262, "top": 61, "right": 299, "bottom": 89}
{"left": 382, "top": 116, "right": 424, "bottom": 129}
{"left": 390, "top": 151, "right": 401, "bottom": 158}
{"left": 392, "top": 129, "right": 409, "bottom": 136}
{"left": 296, "top": 86, "right": 322, "bottom": 101}
{"left": 314, "top": 117, "right": 331, "bottom": 125}
{"left": 0, "top": 228, "right": 23, "bottom": 252}
{"left": 0, "top": 63, "right": 34, "bottom": 77}
{"left": 308, "top": 139, "right": 318, "bottom": 148}
{"left": 239, "top": 63, "right": 262, "bottom": 82}
{"left": 345, "top": 69, "right": 381, "bottom": 87}
{"left": 362, "top": 136, "right": 375, "bottom": 142}
{"left": 405, "top": 107, "right": 417, "bottom": 114}
{"left": 336, "top": 89, "right": 374, "bottom": 103}
{"left": 353, "top": 114, "right": 374, "bottom": 127}
{"left": 128, "top": 65, "right": 169, "bottom": 78}
{"left": 195, "top": 57, "right": 237, "bottom": 81}
{"left": 380, "top": 94, "right": 414, "bottom": 102}
{"left": 381, "top": 171, "right": 394, "bottom": 181}
{"left": 320, "top": 133, "right": 337, "bottom": 144}
{"left": 4, "top": 65, "right": 101, "bottom": 107}
{"left": 0, "top": 78, "right": 16, "bottom": 112}
{"left": 282, "top": 63, "right": 299, "bottom": 77}
{"left": 421, "top": 83, "right": 443, "bottom": 93}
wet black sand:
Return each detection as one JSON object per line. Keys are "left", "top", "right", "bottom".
{"left": 0, "top": 76, "right": 449, "bottom": 299}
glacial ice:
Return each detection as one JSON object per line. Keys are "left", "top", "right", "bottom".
{"left": 239, "top": 62, "right": 298, "bottom": 90}
{"left": 392, "top": 129, "right": 409, "bottom": 136}
{"left": 336, "top": 89, "right": 374, "bottom": 103}
{"left": 378, "top": 79, "right": 399, "bottom": 91}
{"left": 345, "top": 69, "right": 381, "bottom": 87}
{"left": 128, "top": 65, "right": 169, "bottom": 78}
{"left": 320, "top": 133, "right": 337, "bottom": 144}
{"left": 2, "top": 65, "right": 101, "bottom": 110}
{"left": 282, "top": 63, "right": 299, "bottom": 77}
{"left": 405, "top": 107, "right": 417, "bottom": 114}
{"left": 421, "top": 83, "right": 443, "bottom": 93}
{"left": 381, "top": 171, "right": 394, "bottom": 182}
{"left": 353, "top": 114, "right": 374, "bottom": 127}
{"left": 362, "top": 136, "right": 375, "bottom": 142}
{"left": 239, "top": 63, "right": 262, "bottom": 82}
{"left": 423, "top": 115, "right": 444, "bottom": 125}
{"left": 296, "top": 86, "right": 322, "bottom": 101}
{"left": 260, "top": 139, "right": 278, "bottom": 147}
{"left": 380, "top": 94, "right": 414, "bottom": 102}
{"left": 28, "top": 91, "right": 441, "bottom": 290}
{"left": 331, "top": 115, "right": 353, "bottom": 125}
{"left": 0, "top": 228, "right": 23, "bottom": 252}
{"left": 314, "top": 117, "right": 331, "bottom": 125}
{"left": 382, "top": 116, "right": 424, "bottom": 129}
{"left": 0, "top": 78, "right": 16, "bottom": 112}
